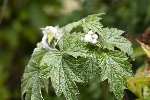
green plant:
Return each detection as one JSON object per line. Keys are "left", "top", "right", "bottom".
{"left": 21, "top": 13, "right": 134, "bottom": 100}
{"left": 127, "top": 40, "right": 150, "bottom": 100}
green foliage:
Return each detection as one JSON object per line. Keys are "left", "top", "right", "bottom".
{"left": 21, "top": 13, "right": 134, "bottom": 100}
{"left": 127, "top": 69, "right": 150, "bottom": 99}
{"left": 81, "top": 13, "right": 103, "bottom": 33}
{"left": 21, "top": 43, "right": 47, "bottom": 100}
{"left": 99, "top": 28, "right": 134, "bottom": 60}
{"left": 98, "top": 51, "right": 132, "bottom": 100}
{"left": 22, "top": 61, "right": 44, "bottom": 100}
{"left": 127, "top": 41, "right": 150, "bottom": 100}
{"left": 1, "top": 0, "right": 150, "bottom": 100}
{"left": 40, "top": 51, "right": 83, "bottom": 100}
{"left": 58, "top": 32, "right": 87, "bottom": 58}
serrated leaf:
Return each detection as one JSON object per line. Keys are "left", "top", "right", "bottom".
{"left": 82, "top": 13, "right": 103, "bottom": 33}
{"left": 21, "top": 43, "right": 47, "bottom": 100}
{"left": 61, "top": 21, "right": 82, "bottom": 33}
{"left": 40, "top": 50, "right": 84, "bottom": 100}
{"left": 100, "top": 28, "right": 134, "bottom": 60}
{"left": 32, "top": 43, "right": 48, "bottom": 63}
{"left": 22, "top": 13, "right": 135, "bottom": 100}
{"left": 58, "top": 32, "right": 87, "bottom": 58}
{"left": 79, "top": 46, "right": 100, "bottom": 82}
{"left": 21, "top": 61, "right": 44, "bottom": 100}
{"left": 77, "top": 57, "right": 98, "bottom": 83}
{"left": 98, "top": 51, "right": 133, "bottom": 100}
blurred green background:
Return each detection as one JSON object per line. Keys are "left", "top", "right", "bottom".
{"left": 0, "top": 0, "right": 150, "bottom": 100}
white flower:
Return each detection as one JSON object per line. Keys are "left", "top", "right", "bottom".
{"left": 88, "top": 30, "right": 94, "bottom": 35}
{"left": 42, "top": 26, "right": 58, "bottom": 36}
{"left": 41, "top": 35, "right": 51, "bottom": 50}
{"left": 83, "top": 30, "right": 98, "bottom": 44}
{"left": 91, "top": 39, "right": 97, "bottom": 44}
{"left": 92, "top": 34, "right": 98, "bottom": 40}
{"left": 41, "top": 26, "right": 58, "bottom": 50}
{"left": 84, "top": 34, "right": 92, "bottom": 42}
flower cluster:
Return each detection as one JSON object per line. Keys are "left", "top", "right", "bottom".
{"left": 83, "top": 30, "right": 98, "bottom": 44}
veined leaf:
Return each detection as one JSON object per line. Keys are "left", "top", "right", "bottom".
{"left": 80, "top": 46, "right": 101, "bottom": 82}
{"left": 77, "top": 57, "right": 98, "bottom": 83}
{"left": 22, "top": 61, "right": 44, "bottom": 100}
{"left": 22, "top": 13, "right": 135, "bottom": 100}
{"left": 82, "top": 13, "right": 103, "bottom": 33}
{"left": 58, "top": 32, "right": 87, "bottom": 58}
{"left": 98, "top": 51, "right": 133, "bottom": 100}
{"left": 40, "top": 50, "right": 84, "bottom": 100}
{"left": 21, "top": 43, "right": 48, "bottom": 100}
{"left": 100, "top": 28, "right": 134, "bottom": 60}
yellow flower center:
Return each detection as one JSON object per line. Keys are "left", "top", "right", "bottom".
{"left": 47, "top": 32, "right": 54, "bottom": 44}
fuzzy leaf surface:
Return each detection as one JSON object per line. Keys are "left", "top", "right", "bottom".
{"left": 59, "top": 32, "right": 87, "bottom": 58}
{"left": 79, "top": 46, "right": 101, "bottom": 82}
{"left": 100, "top": 28, "right": 134, "bottom": 60}
{"left": 21, "top": 43, "right": 47, "bottom": 100}
{"left": 76, "top": 57, "right": 98, "bottom": 82}
{"left": 98, "top": 51, "right": 133, "bottom": 100}
{"left": 82, "top": 13, "right": 103, "bottom": 33}
{"left": 40, "top": 50, "right": 84, "bottom": 100}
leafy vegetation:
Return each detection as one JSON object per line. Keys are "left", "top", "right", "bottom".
{"left": 127, "top": 40, "right": 150, "bottom": 100}
{"left": 1, "top": 0, "right": 150, "bottom": 100}
{"left": 21, "top": 13, "right": 134, "bottom": 100}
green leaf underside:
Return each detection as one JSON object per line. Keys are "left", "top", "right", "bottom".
{"left": 59, "top": 32, "right": 87, "bottom": 58}
{"left": 40, "top": 50, "right": 84, "bottom": 100}
{"left": 21, "top": 43, "right": 47, "bottom": 100}
{"left": 100, "top": 28, "right": 134, "bottom": 60}
{"left": 98, "top": 51, "right": 133, "bottom": 100}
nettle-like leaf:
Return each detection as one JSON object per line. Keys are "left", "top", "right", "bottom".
{"left": 21, "top": 43, "right": 47, "bottom": 100}
{"left": 80, "top": 46, "right": 101, "bottom": 82}
{"left": 40, "top": 50, "right": 84, "bottom": 100}
{"left": 59, "top": 32, "right": 87, "bottom": 58}
{"left": 81, "top": 13, "right": 103, "bottom": 33}
{"left": 21, "top": 13, "right": 134, "bottom": 100}
{"left": 99, "top": 28, "right": 134, "bottom": 60}
{"left": 98, "top": 51, "right": 133, "bottom": 100}
{"left": 77, "top": 56, "right": 98, "bottom": 83}
{"left": 22, "top": 61, "right": 43, "bottom": 100}
{"left": 61, "top": 21, "right": 82, "bottom": 33}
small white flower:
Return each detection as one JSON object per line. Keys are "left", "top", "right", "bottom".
{"left": 88, "top": 30, "right": 94, "bottom": 35}
{"left": 84, "top": 34, "right": 92, "bottom": 42}
{"left": 91, "top": 39, "right": 97, "bottom": 44}
{"left": 42, "top": 26, "right": 58, "bottom": 36}
{"left": 41, "top": 26, "right": 58, "bottom": 50}
{"left": 41, "top": 35, "right": 51, "bottom": 50}
{"left": 92, "top": 34, "right": 98, "bottom": 39}
{"left": 83, "top": 30, "right": 98, "bottom": 44}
